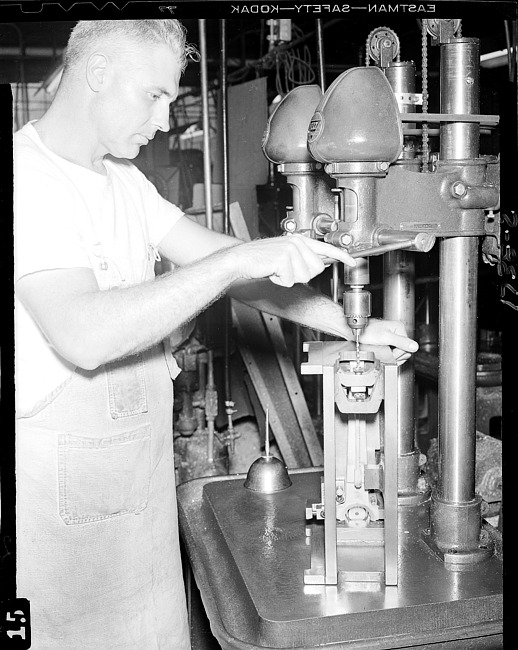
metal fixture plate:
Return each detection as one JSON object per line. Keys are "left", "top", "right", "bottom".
{"left": 178, "top": 470, "right": 502, "bottom": 650}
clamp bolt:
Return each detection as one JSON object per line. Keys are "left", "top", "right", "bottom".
{"left": 281, "top": 218, "right": 297, "bottom": 233}
{"left": 451, "top": 181, "right": 467, "bottom": 198}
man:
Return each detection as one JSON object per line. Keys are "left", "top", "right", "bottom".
{"left": 14, "top": 19, "right": 418, "bottom": 649}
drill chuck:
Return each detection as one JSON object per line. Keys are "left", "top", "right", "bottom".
{"left": 344, "top": 288, "right": 371, "bottom": 329}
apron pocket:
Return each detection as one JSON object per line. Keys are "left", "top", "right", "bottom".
{"left": 58, "top": 425, "right": 151, "bottom": 525}
{"left": 106, "top": 353, "right": 148, "bottom": 418}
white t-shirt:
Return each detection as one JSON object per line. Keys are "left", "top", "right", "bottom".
{"left": 14, "top": 122, "right": 184, "bottom": 416}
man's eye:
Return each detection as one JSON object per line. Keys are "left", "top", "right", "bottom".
{"left": 149, "top": 93, "right": 160, "bottom": 101}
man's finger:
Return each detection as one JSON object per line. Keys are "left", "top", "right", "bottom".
{"left": 293, "top": 235, "right": 357, "bottom": 268}
{"left": 387, "top": 334, "right": 419, "bottom": 354}
{"left": 320, "top": 248, "right": 357, "bottom": 267}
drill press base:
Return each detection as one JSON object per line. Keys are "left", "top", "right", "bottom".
{"left": 178, "top": 469, "right": 503, "bottom": 650}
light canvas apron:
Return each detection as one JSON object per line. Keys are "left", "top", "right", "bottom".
{"left": 16, "top": 227, "right": 190, "bottom": 648}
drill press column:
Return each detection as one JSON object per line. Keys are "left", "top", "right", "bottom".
{"left": 382, "top": 60, "right": 423, "bottom": 502}
{"left": 430, "top": 35, "right": 490, "bottom": 561}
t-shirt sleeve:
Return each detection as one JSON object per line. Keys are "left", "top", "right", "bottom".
{"left": 14, "top": 153, "right": 91, "bottom": 282}
{"left": 126, "top": 163, "right": 185, "bottom": 247}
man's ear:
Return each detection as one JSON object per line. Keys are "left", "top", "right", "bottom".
{"left": 86, "top": 52, "right": 108, "bottom": 92}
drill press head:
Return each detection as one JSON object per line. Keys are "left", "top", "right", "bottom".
{"left": 307, "top": 67, "right": 403, "bottom": 165}
{"left": 261, "top": 85, "right": 335, "bottom": 236}
{"left": 262, "top": 84, "right": 323, "bottom": 164}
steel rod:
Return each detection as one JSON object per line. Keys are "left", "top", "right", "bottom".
{"left": 220, "top": 19, "right": 233, "bottom": 409}
{"left": 313, "top": 20, "right": 329, "bottom": 414}
{"left": 220, "top": 20, "right": 230, "bottom": 237}
{"left": 316, "top": 19, "right": 326, "bottom": 92}
{"left": 399, "top": 112, "right": 498, "bottom": 125}
{"left": 199, "top": 20, "right": 216, "bottom": 464}
{"left": 199, "top": 19, "right": 213, "bottom": 231}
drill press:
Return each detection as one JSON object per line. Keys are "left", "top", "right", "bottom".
{"left": 178, "top": 18, "right": 503, "bottom": 649}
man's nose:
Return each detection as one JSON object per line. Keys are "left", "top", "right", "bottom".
{"left": 152, "top": 99, "right": 171, "bottom": 133}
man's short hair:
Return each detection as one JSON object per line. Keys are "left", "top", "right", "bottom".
{"left": 63, "top": 20, "right": 198, "bottom": 75}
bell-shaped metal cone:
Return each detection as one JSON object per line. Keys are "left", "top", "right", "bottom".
{"left": 243, "top": 455, "right": 292, "bottom": 493}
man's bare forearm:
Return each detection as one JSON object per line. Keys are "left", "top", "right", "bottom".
{"left": 25, "top": 248, "right": 240, "bottom": 370}
{"left": 19, "top": 234, "right": 359, "bottom": 370}
{"left": 85, "top": 273, "right": 353, "bottom": 368}
{"left": 229, "top": 278, "right": 355, "bottom": 340}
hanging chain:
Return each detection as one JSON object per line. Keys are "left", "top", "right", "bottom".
{"left": 421, "top": 20, "right": 430, "bottom": 172}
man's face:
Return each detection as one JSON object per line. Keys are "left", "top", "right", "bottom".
{"left": 95, "top": 42, "right": 181, "bottom": 159}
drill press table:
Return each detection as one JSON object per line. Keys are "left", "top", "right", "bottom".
{"left": 177, "top": 469, "right": 503, "bottom": 650}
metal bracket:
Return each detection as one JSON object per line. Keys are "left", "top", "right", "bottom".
{"left": 302, "top": 341, "right": 398, "bottom": 586}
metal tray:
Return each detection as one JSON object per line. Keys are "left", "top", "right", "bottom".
{"left": 178, "top": 469, "right": 503, "bottom": 650}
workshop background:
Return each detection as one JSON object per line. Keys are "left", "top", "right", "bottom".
{"left": 2, "top": 12, "right": 515, "bottom": 650}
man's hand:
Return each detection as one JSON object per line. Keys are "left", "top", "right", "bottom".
{"left": 229, "top": 234, "right": 356, "bottom": 287}
{"left": 359, "top": 318, "right": 419, "bottom": 365}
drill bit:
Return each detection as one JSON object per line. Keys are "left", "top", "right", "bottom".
{"left": 355, "top": 329, "right": 360, "bottom": 368}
